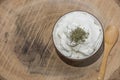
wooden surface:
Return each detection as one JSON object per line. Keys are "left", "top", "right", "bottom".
{"left": 0, "top": 0, "right": 120, "bottom": 80}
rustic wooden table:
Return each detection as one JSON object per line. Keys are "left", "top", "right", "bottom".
{"left": 0, "top": 0, "right": 120, "bottom": 80}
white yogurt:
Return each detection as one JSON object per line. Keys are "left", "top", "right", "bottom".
{"left": 53, "top": 11, "right": 103, "bottom": 59}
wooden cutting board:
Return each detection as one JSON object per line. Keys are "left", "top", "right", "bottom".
{"left": 0, "top": 0, "right": 120, "bottom": 80}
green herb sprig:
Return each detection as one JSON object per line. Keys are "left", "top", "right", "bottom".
{"left": 70, "top": 27, "right": 89, "bottom": 44}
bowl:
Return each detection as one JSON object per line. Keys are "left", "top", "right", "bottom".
{"left": 53, "top": 11, "right": 104, "bottom": 67}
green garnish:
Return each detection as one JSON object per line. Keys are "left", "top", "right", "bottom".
{"left": 70, "top": 27, "right": 89, "bottom": 43}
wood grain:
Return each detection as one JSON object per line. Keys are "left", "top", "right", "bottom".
{"left": 115, "top": 0, "right": 120, "bottom": 7}
{"left": 109, "top": 66, "right": 120, "bottom": 80}
{"left": 0, "top": 0, "right": 120, "bottom": 80}
{"left": 0, "top": 75, "right": 7, "bottom": 80}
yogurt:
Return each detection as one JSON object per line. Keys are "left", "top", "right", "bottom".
{"left": 53, "top": 11, "right": 103, "bottom": 59}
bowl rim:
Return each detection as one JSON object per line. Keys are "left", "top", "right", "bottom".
{"left": 52, "top": 10, "right": 104, "bottom": 61}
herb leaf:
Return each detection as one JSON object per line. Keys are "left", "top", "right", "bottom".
{"left": 70, "top": 27, "right": 89, "bottom": 44}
